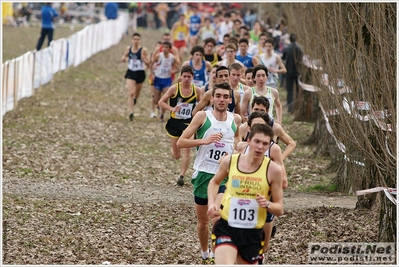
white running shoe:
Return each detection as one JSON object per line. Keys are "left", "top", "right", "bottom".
{"left": 150, "top": 112, "right": 157, "bottom": 118}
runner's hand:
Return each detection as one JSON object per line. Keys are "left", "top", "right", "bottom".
{"left": 207, "top": 203, "right": 220, "bottom": 219}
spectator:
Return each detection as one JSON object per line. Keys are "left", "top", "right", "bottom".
{"left": 18, "top": 3, "right": 33, "bottom": 23}
{"left": 35, "top": 3, "right": 58, "bottom": 51}
{"left": 145, "top": 3, "right": 155, "bottom": 29}
{"left": 282, "top": 34, "right": 303, "bottom": 113}
{"left": 104, "top": 2, "right": 118, "bottom": 20}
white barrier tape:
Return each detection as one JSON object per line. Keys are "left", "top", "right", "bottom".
{"left": 356, "top": 187, "right": 397, "bottom": 195}
{"left": 298, "top": 76, "right": 321, "bottom": 92}
{"left": 320, "top": 102, "right": 366, "bottom": 167}
{"left": 318, "top": 76, "right": 393, "bottom": 133}
{"left": 326, "top": 109, "right": 339, "bottom": 116}
{"left": 319, "top": 102, "right": 347, "bottom": 153}
{"left": 384, "top": 189, "right": 397, "bottom": 205}
{"left": 344, "top": 154, "right": 365, "bottom": 166}
{"left": 356, "top": 187, "right": 397, "bottom": 205}
{"left": 385, "top": 135, "right": 396, "bottom": 160}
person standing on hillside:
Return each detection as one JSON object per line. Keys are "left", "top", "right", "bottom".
{"left": 121, "top": 33, "right": 150, "bottom": 121}
{"left": 35, "top": 3, "right": 58, "bottom": 51}
{"left": 104, "top": 2, "right": 118, "bottom": 20}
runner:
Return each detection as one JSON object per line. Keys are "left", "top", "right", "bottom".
{"left": 236, "top": 111, "right": 288, "bottom": 264}
{"left": 203, "top": 37, "right": 222, "bottom": 67}
{"left": 158, "top": 65, "right": 201, "bottom": 186}
{"left": 192, "top": 65, "right": 242, "bottom": 126}
{"left": 154, "top": 3, "right": 170, "bottom": 32}
{"left": 177, "top": 82, "right": 240, "bottom": 264}
{"left": 236, "top": 38, "right": 260, "bottom": 69}
{"left": 152, "top": 41, "right": 178, "bottom": 122}
{"left": 207, "top": 123, "right": 284, "bottom": 264}
{"left": 240, "top": 65, "right": 283, "bottom": 124}
{"left": 217, "top": 43, "right": 246, "bottom": 70}
{"left": 258, "top": 38, "right": 287, "bottom": 89}
{"left": 248, "top": 33, "right": 268, "bottom": 57}
{"left": 180, "top": 46, "right": 212, "bottom": 88}
{"left": 121, "top": 33, "right": 150, "bottom": 121}
{"left": 239, "top": 95, "right": 296, "bottom": 160}
{"left": 170, "top": 13, "right": 189, "bottom": 63}
{"left": 188, "top": 5, "right": 202, "bottom": 49}
{"left": 244, "top": 67, "right": 255, "bottom": 87}
{"left": 198, "top": 17, "right": 216, "bottom": 42}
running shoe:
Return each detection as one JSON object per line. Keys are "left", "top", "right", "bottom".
{"left": 150, "top": 112, "right": 157, "bottom": 118}
{"left": 201, "top": 257, "right": 214, "bottom": 265}
{"left": 129, "top": 112, "right": 134, "bottom": 121}
{"left": 208, "top": 256, "right": 215, "bottom": 265}
{"left": 160, "top": 114, "right": 164, "bottom": 122}
{"left": 177, "top": 175, "right": 184, "bottom": 186}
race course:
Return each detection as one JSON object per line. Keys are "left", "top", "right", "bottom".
{"left": 2, "top": 26, "right": 379, "bottom": 265}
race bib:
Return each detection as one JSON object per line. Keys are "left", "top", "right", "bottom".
{"left": 192, "top": 79, "right": 204, "bottom": 87}
{"left": 129, "top": 59, "right": 142, "bottom": 71}
{"left": 228, "top": 197, "right": 259, "bottom": 229}
{"left": 161, "top": 67, "right": 170, "bottom": 76}
{"left": 204, "top": 142, "right": 229, "bottom": 166}
{"left": 177, "top": 32, "right": 185, "bottom": 41}
{"left": 174, "top": 102, "right": 194, "bottom": 120}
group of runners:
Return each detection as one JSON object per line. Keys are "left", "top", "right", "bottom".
{"left": 121, "top": 11, "right": 297, "bottom": 264}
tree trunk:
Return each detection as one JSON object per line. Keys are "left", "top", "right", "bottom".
{"left": 293, "top": 65, "right": 321, "bottom": 123}
{"left": 378, "top": 192, "right": 397, "bottom": 242}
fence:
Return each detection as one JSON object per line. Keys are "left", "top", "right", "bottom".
{"left": 2, "top": 12, "right": 128, "bottom": 117}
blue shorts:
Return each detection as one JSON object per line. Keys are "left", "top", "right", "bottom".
{"left": 154, "top": 77, "right": 172, "bottom": 91}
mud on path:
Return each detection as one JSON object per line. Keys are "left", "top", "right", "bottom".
{"left": 2, "top": 29, "right": 378, "bottom": 265}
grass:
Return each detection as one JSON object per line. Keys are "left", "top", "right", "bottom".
{"left": 2, "top": 24, "right": 85, "bottom": 63}
{"left": 306, "top": 183, "right": 338, "bottom": 193}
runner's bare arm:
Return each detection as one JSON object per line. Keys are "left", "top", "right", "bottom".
{"left": 158, "top": 84, "right": 178, "bottom": 112}
{"left": 177, "top": 111, "right": 222, "bottom": 149}
{"left": 274, "top": 123, "right": 296, "bottom": 160}
{"left": 264, "top": 160, "right": 284, "bottom": 216}
{"left": 121, "top": 46, "right": 130, "bottom": 62}
{"left": 270, "top": 144, "right": 288, "bottom": 189}
{"left": 192, "top": 91, "right": 211, "bottom": 116}
{"left": 273, "top": 89, "right": 283, "bottom": 125}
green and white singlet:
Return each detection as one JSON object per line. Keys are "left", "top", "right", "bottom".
{"left": 193, "top": 110, "right": 236, "bottom": 174}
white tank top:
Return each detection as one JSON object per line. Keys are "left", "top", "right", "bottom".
{"left": 249, "top": 86, "right": 275, "bottom": 120}
{"left": 154, "top": 53, "right": 174, "bottom": 79}
{"left": 259, "top": 53, "right": 279, "bottom": 85}
{"left": 193, "top": 110, "right": 236, "bottom": 174}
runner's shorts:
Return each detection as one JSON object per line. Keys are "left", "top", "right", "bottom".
{"left": 173, "top": 40, "right": 187, "bottom": 49}
{"left": 154, "top": 77, "right": 172, "bottom": 91}
{"left": 125, "top": 69, "right": 146, "bottom": 83}
{"left": 165, "top": 118, "right": 189, "bottom": 138}
{"left": 212, "top": 218, "right": 264, "bottom": 264}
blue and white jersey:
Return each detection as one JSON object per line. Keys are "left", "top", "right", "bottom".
{"left": 189, "top": 15, "right": 202, "bottom": 36}
{"left": 236, "top": 54, "right": 254, "bottom": 68}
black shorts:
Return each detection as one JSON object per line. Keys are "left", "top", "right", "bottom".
{"left": 125, "top": 69, "right": 146, "bottom": 83}
{"left": 165, "top": 118, "right": 190, "bottom": 138}
{"left": 212, "top": 218, "right": 264, "bottom": 264}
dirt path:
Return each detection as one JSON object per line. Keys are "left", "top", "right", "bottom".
{"left": 3, "top": 175, "right": 357, "bottom": 209}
